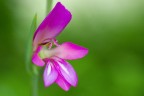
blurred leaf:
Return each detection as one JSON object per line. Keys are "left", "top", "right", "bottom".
{"left": 46, "top": 0, "right": 53, "bottom": 14}
{"left": 25, "top": 14, "right": 37, "bottom": 75}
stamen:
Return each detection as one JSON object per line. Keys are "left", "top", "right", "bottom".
{"left": 53, "top": 38, "right": 60, "bottom": 47}
{"left": 48, "top": 42, "right": 52, "bottom": 49}
{"left": 38, "top": 38, "right": 60, "bottom": 51}
{"left": 39, "top": 38, "right": 52, "bottom": 45}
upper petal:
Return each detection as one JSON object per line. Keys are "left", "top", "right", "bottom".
{"left": 32, "top": 46, "right": 45, "bottom": 66}
{"left": 43, "top": 60, "right": 58, "bottom": 87}
{"left": 56, "top": 76, "right": 71, "bottom": 91}
{"left": 51, "top": 42, "right": 88, "bottom": 60}
{"left": 53, "top": 57, "right": 78, "bottom": 86}
{"left": 33, "top": 2, "right": 72, "bottom": 49}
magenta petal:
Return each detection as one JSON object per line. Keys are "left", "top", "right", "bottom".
{"left": 33, "top": 2, "right": 72, "bottom": 48}
{"left": 43, "top": 60, "right": 58, "bottom": 87}
{"left": 52, "top": 42, "right": 88, "bottom": 60}
{"left": 32, "top": 53, "right": 45, "bottom": 66}
{"left": 53, "top": 57, "right": 78, "bottom": 86}
{"left": 56, "top": 76, "right": 71, "bottom": 91}
{"left": 32, "top": 46, "right": 45, "bottom": 66}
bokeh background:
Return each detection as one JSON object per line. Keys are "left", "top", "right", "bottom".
{"left": 0, "top": 0, "right": 144, "bottom": 96}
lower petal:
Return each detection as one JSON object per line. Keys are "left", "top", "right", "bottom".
{"left": 56, "top": 76, "right": 71, "bottom": 91}
{"left": 53, "top": 57, "right": 78, "bottom": 87}
{"left": 43, "top": 60, "right": 58, "bottom": 87}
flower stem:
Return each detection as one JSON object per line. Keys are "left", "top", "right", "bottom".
{"left": 46, "top": 0, "right": 53, "bottom": 14}
{"left": 31, "top": 74, "right": 39, "bottom": 96}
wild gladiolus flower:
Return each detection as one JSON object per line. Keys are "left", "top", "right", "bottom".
{"left": 32, "top": 2, "right": 88, "bottom": 91}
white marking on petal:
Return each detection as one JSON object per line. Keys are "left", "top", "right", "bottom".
{"left": 57, "top": 61, "right": 69, "bottom": 75}
{"left": 47, "top": 63, "right": 51, "bottom": 76}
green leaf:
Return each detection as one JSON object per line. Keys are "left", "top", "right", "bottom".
{"left": 25, "top": 14, "right": 37, "bottom": 75}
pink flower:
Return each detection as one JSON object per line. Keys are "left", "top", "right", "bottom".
{"left": 32, "top": 2, "right": 88, "bottom": 91}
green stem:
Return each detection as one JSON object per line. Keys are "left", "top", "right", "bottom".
{"left": 31, "top": 74, "right": 39, "bottom": 96}
{"left": 46, "top": 0, "right": 53, "bottom": 14}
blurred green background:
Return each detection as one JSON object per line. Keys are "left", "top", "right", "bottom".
{"left": 0, "top": 0, "right": 144, "bottom": 96}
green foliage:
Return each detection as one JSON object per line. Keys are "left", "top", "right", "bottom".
{"left": 25, "top": 14, "right": 37, "bottom": 75}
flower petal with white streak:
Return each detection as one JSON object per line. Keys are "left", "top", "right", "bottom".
{"left": 53, "top": 57, "right": 78, "bottom": 86}
{"left": 43, "top": 60, "right": 58, "bottom": 87}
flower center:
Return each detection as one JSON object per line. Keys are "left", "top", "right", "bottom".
{"left": 38, "top": 38, "right": 60, "bottom": 59}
